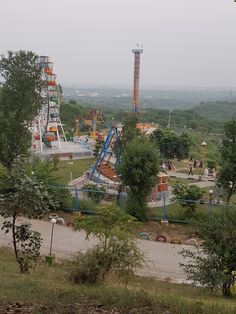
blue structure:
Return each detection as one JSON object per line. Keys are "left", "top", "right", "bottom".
{"left": 89, "top": 124, "right": 120, "bottom": 182}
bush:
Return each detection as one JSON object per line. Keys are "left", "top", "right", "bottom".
{"left": 78, "top": 199, "right": 97, "bottom": 213}
{"left": 73, "top": 205, "right": 144, "bottom": 284}
{"left": 70, "top": 247, "right": 103, "bottom": 284}
{"left": 83, "top": 183, "right": 106, "bottom": 203}
{"left": 172, "top": 183, "right": 203, "bottom": 215}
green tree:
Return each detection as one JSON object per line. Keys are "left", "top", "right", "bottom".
{"left": 93, "top": 139, "right": 103, "bottom": 159}
{"left": 28, "top": 157, "right": 73, "bottom": 210}
{"left": 0, "top": 157, "right": 58, "bottom": 272}
{"left": 217, "top": 119, "right": 236, "bottom": 203}
{"left": 0, "top": 50, "right": 44, "bottom": 169}
{"left": 181, "top": 210, "right": 236, "bottom": 292}
{"left": 74, "top": 205, "right": 143, "bottom": 283}
{"left": 83, "top": 183, "right": 106, "bottom": 203}
{"left": 172, "top": 182, "right": 203, "bottom": 214}
{"left": 151, "top": 129, "right": 191, "bottom": 161}
{"left": 118, "top": 137, "right": 159, "bottom": 221}
{"left": 119, "top": 115, "right": 140, "bottom": 152}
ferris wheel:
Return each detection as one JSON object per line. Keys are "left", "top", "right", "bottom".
{"left": 31, "top": 56, "right": 67, "bottom": 152}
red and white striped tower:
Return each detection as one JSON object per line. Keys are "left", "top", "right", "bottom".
{"left": 132, "top": 45, "right": 143, "bottom": 113}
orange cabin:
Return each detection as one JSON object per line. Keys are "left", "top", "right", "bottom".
{"left": 157, "top": 173, "right": 169, "bottom": 192}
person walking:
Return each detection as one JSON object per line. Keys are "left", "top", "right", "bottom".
{"left": 188, "top": 164, "right": 193, "bottom": 176}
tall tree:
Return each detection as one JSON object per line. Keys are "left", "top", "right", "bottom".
{"left": 217, "top": 119, "right": 236, "bottom": 203}
{"left": 0, "top": 50, "right": 44, "bottom": 168}
{"left": 119, "top": 115, "right": 140, "bottom": 152}
{"left": 118, "top": 136, "right": 159, "bottom": 221}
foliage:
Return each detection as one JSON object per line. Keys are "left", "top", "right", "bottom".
{"left": 207, "top": 159, "right": 217, "bottom": 170}
{"left": 119, "top": 115, "right": 140, "bottom": 152}
{"left": 28, "top": 157, "right": 73, "bottom": 210}
{"left": 70, "top": 247, "right": 102, "bottom": 284}
{"left": 1, "top": 222, "right": 42, "bottom": 273}
{"left": 93, "top": 139, "right": 103, "bottom": 158}
{"left": 74, "top": 205, "right": 143, "bottom": 283}
{"left": 83, "top": 183, "right": 106, "bottom": 203}
{"left": 217, "top": 119, "right": 236, "bottom": 203}
{"left": 181, "top": 209, "right": 236, "bottom": 291}
{"left": 52, "top": 155, "right": 60, "bottom": 170}
{"left": 0, "top": 157, "right": 58, "bottom": 272}
{"left": 0, "top": 50, "right": 44, "bottom": 168}
{"left": 151, "top": 129, "right": 191, "bottom": 161}
{"left": 118, "top": 136, "right": 159, "bottom": 221}
{"left": 172, "top": 182, "right": 203, "bottom": 214}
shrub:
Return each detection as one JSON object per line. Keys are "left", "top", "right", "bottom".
{"left": 73, "top": 205, "right": 144, "bottom": 285}
{"left": 70, "top": 247, "right": 102, "bottom": 284}
{"left": 83, "top": 183, "right": 106, "bottom": 203}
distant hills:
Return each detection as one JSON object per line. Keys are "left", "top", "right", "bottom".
{"left": 193, "top": 101, "right": 236, "bottom": 122}
{"left": 61, "top": 86, "right": 236, "bottom": 134}
{"left": 62, "top": 86, "right": 235, "bottom": 110}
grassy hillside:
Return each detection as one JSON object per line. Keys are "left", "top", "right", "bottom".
{"left": 0, "top": 247, "right": 236, "bottom": 314}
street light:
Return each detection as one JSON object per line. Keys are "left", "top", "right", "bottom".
{"left": 209, "top": 189, "right": 213, "bottom": 212}
{"left": 49, "top": 217, "right": 57, "bottom": 256}
{"left": 46, "top": 214, "right": 65, "bottom": 265}
{"left": 201, "top": 141, "right": 207, "bottom": 174}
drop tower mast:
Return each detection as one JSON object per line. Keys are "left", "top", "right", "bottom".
{"left": 132, "top": 45, "right": 143, "bottom": 113}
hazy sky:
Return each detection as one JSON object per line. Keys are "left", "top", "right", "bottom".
{"left": 1, "top": 0, "right": 236, "bottom": 87}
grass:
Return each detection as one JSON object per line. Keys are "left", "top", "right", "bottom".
{"left": 148, "top": 201, "right": 225, "bottom": 222}
{"left": 52, "top": 158, "right": 95, "bottom": 185}
{"left": 0, "top": 247, "right": 236, "bottom": 313}
{"left": 168, "top": 177, "right": 190, "bottom": 186}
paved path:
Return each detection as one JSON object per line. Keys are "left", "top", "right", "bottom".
{"left": 0, "top": 216, "right": 195, "bottom": 283}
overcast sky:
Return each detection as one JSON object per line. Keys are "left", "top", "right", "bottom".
{"left": 1, "top": 0, "right": 236, "bottom": 88}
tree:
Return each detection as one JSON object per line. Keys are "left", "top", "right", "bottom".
{"left": 0, "top": 157, "right": 58, "bottom": 272}
{"left": 172, "top": 182, "right": 203, "bottom": 215}
{"left": 181, "top": 210, "right": 236, "bottom": 292}
{"left": 83, "top": 183, "right": 106, "bottom": 203}
{"left": 93, "top": 139, "right": 103, "bottom": 159}
{"left": 118, "top": 136, "right": 159, "bottom": 221}
{"left": 217, "top": 119, "right": 236, "bottom": 203}
{"left": 74, "top": 205, "right": 143, "bottom": 283}
{"left": 119, "top": 115, "right": 140, "bottom": 152}
{"left": 0, "top": 50, "right": 44, "bottom": 169}
{"left": 151, "top": 129, "right": 191, "bottom": 161}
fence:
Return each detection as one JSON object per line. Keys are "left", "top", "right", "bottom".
{"left": 49, "top": 184, "right": 232, "bottom": 224}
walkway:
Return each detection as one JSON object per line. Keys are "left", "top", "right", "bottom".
{"left": 0, "top": 216, "right": 194, "bottom": 283}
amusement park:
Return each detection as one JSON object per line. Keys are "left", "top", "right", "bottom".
{"left": 1, "top": 1, "right": 236, "bottom": 312}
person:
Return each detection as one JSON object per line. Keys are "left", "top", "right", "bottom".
{"left": 188, "top": 164, "right": 193, "bottom": 176}
{"left": 204, "top": 167, "right": 209, "bottom": 177}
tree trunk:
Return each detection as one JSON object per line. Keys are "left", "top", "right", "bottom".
{"left": 12, "top": 215, "right": 18, "bottom": 259}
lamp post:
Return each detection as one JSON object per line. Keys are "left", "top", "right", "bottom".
{"left": 209, "top": 189, "right": 213, "bottom": 213}
{"left": 49, "top": 217, "right": 57, "bottom": 256}
{"left": 46, "top": 214, "right": 65, "bottom": 265}
{"left": 201, "top": 141, "right": 207, "bottom": 174}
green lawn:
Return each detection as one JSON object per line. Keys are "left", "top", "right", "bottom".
{"left": 0, "top": 247, "right": 235, "bottom": 314}
{"left": 168, "top": 177, "right": 190, "bottom": 186}
{"left": 52, "top": 158, "right": 95, "bottom": 185}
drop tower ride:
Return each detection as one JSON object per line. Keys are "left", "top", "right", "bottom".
{"left": 132, "top": 46, "right": 143, "bottom": 113}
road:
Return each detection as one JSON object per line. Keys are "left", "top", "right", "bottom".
{"left": 0, "top": 216, "right": 195, "bottom": 283}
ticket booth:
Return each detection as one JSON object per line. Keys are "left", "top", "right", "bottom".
{"left": 157, "top": 172, "right": 169, "bottom": 192}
